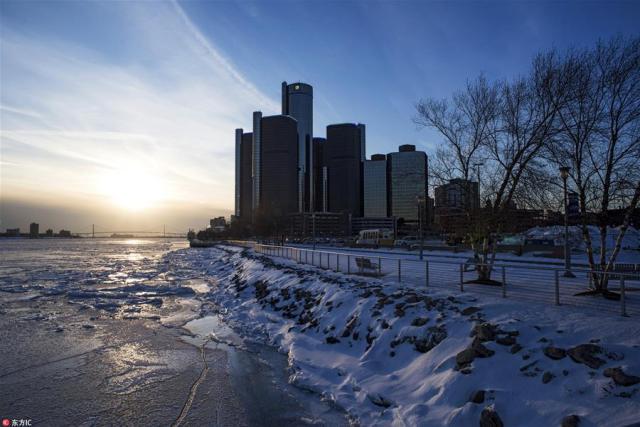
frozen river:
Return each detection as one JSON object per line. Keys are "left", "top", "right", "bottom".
{"left": 0, "top": 238, "right": 348, "bottom": 426}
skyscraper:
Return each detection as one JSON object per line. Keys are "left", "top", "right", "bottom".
{"left": 259, "top": 115, "right": 299, "bottom": 216}
{"left": 388, "top": 144, "right": 428, "bottom": 222}
{"left": 282, "top": 82, "right": 313, "bottom": 212}
{"left": 325, "top": 123, "right": 365, "bottom": 217}
{"left": 234, "top": 129, "right": 254, "bottom": 220}
{"left": 313, "top": 137, "right": 326, "bottom": 212}
{"left": 363, "top": 154, "right": 388, "bottom": 217}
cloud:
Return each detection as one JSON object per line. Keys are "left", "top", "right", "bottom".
{"left": 0, "top": 1, "right": 277, "bottom": 230}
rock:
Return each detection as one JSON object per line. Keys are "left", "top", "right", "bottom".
{"left": 567, "top": 344, "right": 605, "bottom": 369}
{"left": 542, "top": 371, "right": 554, "bottom": 384}
{"left": 472, "top": 323, "right": 496, "bottom": 342}
{"left": 496, "top": 335, "right": 516, "bottom": 346}
{"left": 381, "top": 320, "right": 390, "bottom": 329}
{"left": 480, "top": 405, "right": 504, "bottom": 427}
{"left": 606, "top": 351, "right": 624, "bottom": 361}
{"left": 325, "top": 336, "right": 340, "bottom": 344}
{"left": 456, "top": 348, "right": 476, "bottom": 368}
{"left": 367, "top": 393, "right": 393, "bottom": 408}
{"left": 561, "top": 414, "right": 580, "bottom": 427}
{"left": 469, "top": 390, "right": 485, "bottom": 404}
{"left": 510, "top": 344, "right": 523, "bottom": 354}
{"left": 461, "top": 306, "right": 481, "bottom": 316}
{"left": 603, "top": 367, "right": 640, "bottom": 387}
{"left": 411, "top": 317, "right": 429, "bottom": 327}
{"left": 471, "top": 338, "right": 495, "bottom": 358}
{"left": 82, "top": 324, "right": 95, "bottom": 329}
{"left": 544, "top": 346, "right": 567, "bottom": 360}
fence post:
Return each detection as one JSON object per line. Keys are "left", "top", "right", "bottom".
{"left": 425, "top": 261, "right": 429, "bottom": 287}
{"left": 347, "top": 255, "right": 351, "bottom": 274}
{"left": 398, "top": 259, "right": 402, "bottom": 282}
{"left": 502, "top": 266, "right": 506, "bottom": 298}
{"left": 554, "top": 270, "right": 560, "bottom": 306}
{"left": 459, "top": 264, "right": 464, "bottom": 292}
{"left": 337, "top": 254, "right": 340, "bottom": 272}
{"left": 378, "top": 257, "right": 382, "bottom": 277}
{"left": 327, "top": 252, "right": 330, "bottom": 270}
{"left": 621, "top": 276, "right": 627, "bottom": 317}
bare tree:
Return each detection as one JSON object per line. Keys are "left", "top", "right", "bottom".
{"left": 415, "top": 76, "right": 499, "bottom": 244}
{"left": 549, "top": 36, "right": 640, "bottom": 296}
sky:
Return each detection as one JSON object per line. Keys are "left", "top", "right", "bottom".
{"left": 1, "top": 0, "right": 639, "bottom": 233}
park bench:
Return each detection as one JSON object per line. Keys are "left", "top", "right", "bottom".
{"left": 355, "top": 257, "right": 378, "bottom": 275}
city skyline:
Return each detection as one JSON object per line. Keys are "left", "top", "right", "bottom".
{"left": 1, "top": 1, "right": 639, "bottom": 232}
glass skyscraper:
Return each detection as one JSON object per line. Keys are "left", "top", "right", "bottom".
{"left": 388, "top": 145, "right": 428, "bottom": 222}
{"left": 363, "top": 154, "right": 388, "bottom": 217}
{"left": 325, "top": 123, "right": 365, "bottom": 217}
{"left": 282, "top": 82, "right": 313, "bottom": 212}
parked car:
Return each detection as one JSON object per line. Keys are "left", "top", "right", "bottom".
{"left": 394, "top": 236, "right": 418, "bottom": 248}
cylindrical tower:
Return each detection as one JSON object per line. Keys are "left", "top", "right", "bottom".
{"left": 282, "top": 82, "right": 313, "bottom": 212}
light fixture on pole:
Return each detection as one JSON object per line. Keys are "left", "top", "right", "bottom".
{"left": 559, "top": 166, "right": 575, "bottom": 278}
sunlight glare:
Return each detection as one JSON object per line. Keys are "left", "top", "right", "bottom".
{"left": 101, "top": 169, "right": 163, "bottom": 211}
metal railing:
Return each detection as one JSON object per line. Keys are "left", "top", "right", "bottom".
{"left": 233, "top": 241, "right": 639, "bottom": 317}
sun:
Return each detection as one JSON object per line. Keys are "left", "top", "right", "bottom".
{"left": 101, "top": 169, "right": 163, "bottom": 211}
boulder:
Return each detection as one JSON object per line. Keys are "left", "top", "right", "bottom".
{"left": 471, "top": 338, "right": 495, "bottom": 358}
{"left": 367, "top": 393, "right": 393, "bottom": 408}
{"left": 561, "top": 414, "right": 580, "bottom": 427}
{"left": 325, "top": 336, "right": 340, "bottom": 344}
{"left": 496, "top": 335, "right": 517, "bottom": 346}
{"left": 472, "top": 323, "right": 496, "bottom": 342}
{"left": 461, "top": 306, "right": 481, "bottom": 316}
{"left": 411, "top": 317, "right": 429, "bottom": 327}
{"left": 542, "top": 371, "right": 554, "bottom": 384}
{"left": 469, "top": 390, "right": 485, "bottom": 404}
{"left": 480, "top": 405, "right": 504, "bottom": 427}
{"left": 456, "top": 348, "right": 476, "bottom": 368}
{"left": 544, "top": 346, "right": 567, "bottom": 360}
{"left": 603, "top": 367, "right": 640, "bottom": 387}
{"left": 510, "top": 344, "right": 523, "bottom": 354}
{"left": 567, "top": 344, "right": 605, "bottom": 369}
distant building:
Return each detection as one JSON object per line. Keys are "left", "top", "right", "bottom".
{"left": 434, "top": 179, "right": 480, "bottom": 237}
{"left": 6, "top": 228, "right": 20, "bottom": 237}
{"left": 59, "top": 229, "right": 71, "bottom": 237}
{"left": 234, "top": 129, "right": 253, "bottom": 221}
{"left": 387, "top": 145, "right": 428, "bottom": 223}
{"left": 282, "top": 81, "right": 313, "bottom": 212}
{"left": 30, "top": 222, "right": 39, "bottom": 238}
{"left": 210, "top": 217, "right": 226, "bottom": 228}
{"left": 45, "top": 229, "right": 54, "bottom": 237}
{"left": 363, "top": 154, "right": 388, "bottom": 217}
{"left": 259, "top": 114, "right": 299, "bottom": 217}
{"left": 313, "top": 137, "right": 327, "bottom": 212}
{"left": 287, "top": 212, "right": 350, "bottom": 237}
{"left": 325, "top": 123, "right": 365, "bottom": 217}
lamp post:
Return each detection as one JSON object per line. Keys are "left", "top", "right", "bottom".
{"left": 416, "top": 196, "right": 425, "bottom": 260}
{"left": 559, "top": 166, "right": 575, "bottom": 278}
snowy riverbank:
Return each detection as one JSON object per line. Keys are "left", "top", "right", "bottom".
{"left": 175, "top": 244, "right": 640, "bottom": 426}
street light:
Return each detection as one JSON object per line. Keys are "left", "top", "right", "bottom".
{"left": 559, "top": 166, "right": 575, "bottom": 278}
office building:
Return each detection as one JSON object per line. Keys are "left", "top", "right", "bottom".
{"left": 313, "top": 137, "right": 327, "bottom": 212}
{"left": 363, "top": 154, "right": 388, "bottom": 217}
{"left": 30, "top": 222, "right": 39, "bottom": 238}
{"left": 282, "top": 82, "right": 313, "bottom": 212}
{"left": 324, "top": 123, "right": 365, "bottom": 217}
{"left": 434, "top": 179, "right": 480, "bottom": 212}
{"left": 433, "top": 179, "right": 480, "bottom": 237}
{"left": 234, "top": 129, "right": 253, "bottom": 220}
{"left": 387, "top": 145, "right": 428, "bottom": 222}
{"left": 259, "top": 115, "right": 299, "bottom": 217}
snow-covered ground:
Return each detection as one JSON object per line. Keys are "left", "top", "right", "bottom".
{"left": 176, "top": 244, "right": 640, "bottom": 426}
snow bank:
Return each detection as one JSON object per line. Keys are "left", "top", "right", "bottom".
{"left": 524, "top": 225, "right": 640, "bottom": 252}
{"left": 175, "top": 245, "right": 640, "bottom": 426}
